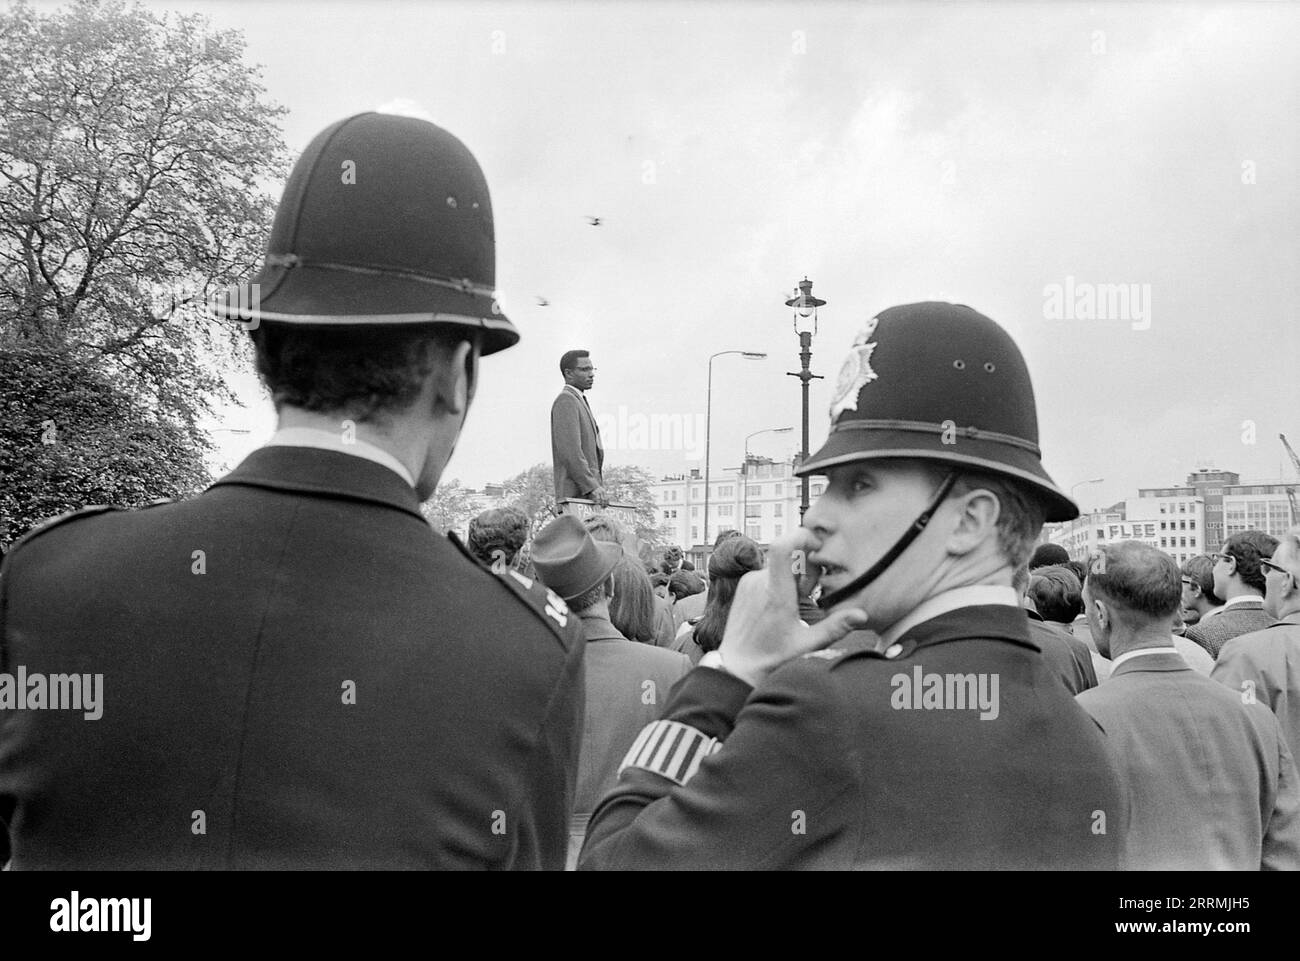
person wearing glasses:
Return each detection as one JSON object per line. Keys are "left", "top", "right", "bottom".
{"left": 1075, "top": 541, "right": 1300, "bottom": 869}
{"left": 1184, "top": 531, "right": 1279, "bottom": 659}
{"left": 1213, "top": 526, "right": 1300, "bottom": 758}
{"left": 551, "top": 350, "right": 607, "bottom": 509}
{"left": 1179, "top": 554, "right": 1225, "bottom": 629}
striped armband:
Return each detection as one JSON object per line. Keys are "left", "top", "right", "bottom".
{"left": 618, "top": 719, "right": 722, "bottom": 786}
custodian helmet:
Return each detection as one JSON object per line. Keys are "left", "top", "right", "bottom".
{"left": 798, "top": 302, "right": 1077, "bottom": 522}
{"left": 209, "top": 112, "right": 518, "bottom": 354}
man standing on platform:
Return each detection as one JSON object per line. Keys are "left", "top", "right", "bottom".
{"left": 552, "top": 350, "right": 606, "bottom": 509}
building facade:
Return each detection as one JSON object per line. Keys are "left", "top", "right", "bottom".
{"left": 650, "top": 456, "right": 825, "bottom": 565}
{"left": 1043, "top": 466, "right": 1297, "bottom": 565}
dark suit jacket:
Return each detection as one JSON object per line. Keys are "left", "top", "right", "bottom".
{"left": 579, "top": 604, "right": 1126, "bottom": 869}
{"left": 551, "top": 386, "right": 604, "bottom": 500}
{"left": 1026, "top": 611, "right": 1098, "bottom": 694}
{"left": 1213, "top": 615, "right": 1300, "bottom": 759}
{"left": 1185, "top": 599, "right": 1274, "bottom": 659}
{"left": 1077, "top": 651, "right": 1300, "bottom": 869}
{"left": 0, "top": 446, "right": 585, "bottom": 870}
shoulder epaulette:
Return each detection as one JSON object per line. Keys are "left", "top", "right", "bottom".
{"left": 445, "top": 530, "right": 576, "bottom": 643}
{"left": 5, "top": 504, "right": 120, "bottom": 555}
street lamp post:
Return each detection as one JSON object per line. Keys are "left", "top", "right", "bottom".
{"left": 1070, "top": 477, "right": 1104, "bottom": 510}
{"left": 742, "top": 427, "right": 794, "bottom": 538}
{"left": 704, "top": 350, "right": 767, "bottom": 551}
{"left": 785, "top": 278, "right": 826, "bottom": 520}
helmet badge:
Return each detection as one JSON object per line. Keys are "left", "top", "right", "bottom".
{"left": 829, "top": 315, "right": 880, "bottom": 422}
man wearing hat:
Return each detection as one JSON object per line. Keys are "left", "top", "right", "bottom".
{"left": 0, "top": 113, "right": 585, "bottom": 869}
{"left": 531, "top": 515, "right": 691, "bottom": 869}
{"left": 579, "top": 303, "right": 1127, "bottom": 870}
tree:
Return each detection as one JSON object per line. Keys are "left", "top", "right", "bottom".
{"left": 0, "top": 344, "right": 209, "bottom": 546}
{"left": 499, "top": 462, "right": 671, "bottom": 549}
{"left": 0, "top": 0, "right": 288, "bottom": 436}
{"left": 420, "top": 478, "right": 479, "bottom": 536}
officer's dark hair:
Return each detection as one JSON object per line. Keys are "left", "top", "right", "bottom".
{"left": 1028, "top": 565, "right": 1084, "bottom": 624}
{"left": 920, "top": 464, "right": 1046, "bottom": 569}
{"left": 466, "top": 507, "right": 530, "bottom": 568}
{"left": 1180, "top": 554, "right": 1223, "bottom": 606}
{"left": 1222, "top": 530, "right": 1278, "bottom": 595}
{"left": 569, "top": 574, "right": 613, "bottom": 614}
{"left": 1084, "top": 541, "right": 1181, "bottom": 623}
{"left": 250, "top": 323, "right": 478, "bottom": 422}
{"left": 559, "top": 349, "right": 589, "bottom": 376}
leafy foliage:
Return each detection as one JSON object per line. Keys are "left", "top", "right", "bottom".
{"left": 420, "top": 478, "right": 480, "bottom": 535}
{"left": 0, "top": 344, "right": 210, "bottom": 546}
{"left": 0, "top": 0, "right": 288, "bottom": 435}
{"left": 499, "top": 462, "right": 671, "bottom": 548}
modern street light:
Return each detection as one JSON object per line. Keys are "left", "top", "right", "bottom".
{"left": 704, "top": 350, "right": 767, "bottom": 550}
{"left": 785, "top": 277, "right": 825, "bottom": 520}
{"left": 742, "top": 427, "right": 793, "bottom": 538}
{"left": 1070, "top": 477, "right": 1104, "bottom": 510}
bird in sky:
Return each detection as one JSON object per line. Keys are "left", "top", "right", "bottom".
{"left": 585, "top": 216, "right": 602, "bottom": 226}
{"left": 535, "top": 296, "right": 550, "bottom": 307}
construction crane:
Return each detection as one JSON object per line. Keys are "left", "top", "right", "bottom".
{"left": 1281, "top": 434, "right": 1300, "bottom": 525}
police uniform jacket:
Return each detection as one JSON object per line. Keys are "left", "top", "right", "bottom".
{"left": 578, "top": 602, "right": 1126, "bottom": 869}
{"left": 1212, "top": 614, "right": 1300, "bottom": 758}
{"left": 551, "top": 385, "right": 604, "bottom": 501}
{"left": 1077, "top": 650, "right": 1300, "bottom": 870}
{"left": 0, "top": 446, "right": 585, "bottom": 869}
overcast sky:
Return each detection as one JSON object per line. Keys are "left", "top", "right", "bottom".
{"left": 125, "top": 0, "right": 1300, "bottom": 509}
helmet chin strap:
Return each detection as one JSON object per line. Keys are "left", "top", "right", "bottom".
{"left": 815, "top": 471, "right": 960, "bottom": 611}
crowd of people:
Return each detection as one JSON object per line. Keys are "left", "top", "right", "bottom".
{"left": 2, "top": 111, "right": 1297, "bottom": 871}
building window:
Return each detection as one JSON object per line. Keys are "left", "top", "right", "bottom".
{"left": 691, "top": 526, "right": 698, "bottom": 541}
{"left": 747, "top": 484, "right": 761, "bottom": 497}
{"left": 1160, "top": 521, "right": 1167, "bottom": 531}
{"left": 1179, "top": 537, "right": 1186, "bottom": 547}
{"left": 745, "top": 525, "right": 761, "bottom": 540}
{"left": 671, "top": 490, "right": 678, "bottom": 501}
{"left": 774, "top": 503, "right": 783, "bottom": 518}
{"left": 1189, "top": 520, "right": 1195, "bottom": 530}
{"left": 663, "top": 511, "right": 670, "bottom": 520}
{"left": 811, "top": 483, "right": 825, "bottom": 496}
{"left": 1160, "top": 537, "right": 1167, "bottom": 547}
{"left": 718, "top": 505, "right": 733, "bottom": 517}
{"left": 774, "top": 524, "right": 783, "bottom": 537}
{"left": 1179, "top": 503, "right": 1186, "bottom": 513}
{"left": 691, "top": 506, "right": 698, "bottom": 517}
{"left": 717, "top": 485, "right": 734, "bottom": 498}
{"left": 745, "top": 504, "right": 762, "bottom": 518}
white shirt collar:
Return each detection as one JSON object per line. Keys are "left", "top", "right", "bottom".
{"left": 1111, "top": 646, "right": 1180, "bottom": 669}
{"left": 881, "top": 585, "right": 1020, "bottom": 647}
{"left": 266, "top": 427, "right": 416, "bottom": 488}
{"left": 1221, "top": 594, "right": 1263, "bottom": 609}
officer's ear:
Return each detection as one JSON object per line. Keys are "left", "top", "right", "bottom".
{"left": 945, "top": 485, "right": 1001, "bottom": 556}
{"left": 430, "top": 335, "right": 478, "bottom": 416}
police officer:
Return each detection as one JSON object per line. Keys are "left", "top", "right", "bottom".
{"left": 579, "top": 302, "right": 1127, "bottom": 869}
{"left": 0, "top": 112, "right": 585, "bottom": 869}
